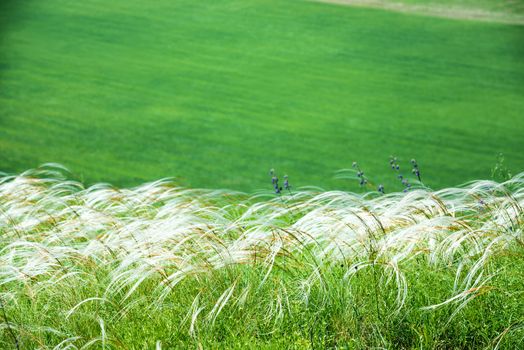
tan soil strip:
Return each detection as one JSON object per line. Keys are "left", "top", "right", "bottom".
{"left": 313, "top": 0, "right": 524, "bottom": 25}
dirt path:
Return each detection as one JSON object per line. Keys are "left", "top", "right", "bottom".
{"left": 313, "top": 0, "right": 524, "bottom": 25}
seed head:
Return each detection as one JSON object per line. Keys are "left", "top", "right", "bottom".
{"left": 283, "top": 175, "right": 290, "bottom": 190}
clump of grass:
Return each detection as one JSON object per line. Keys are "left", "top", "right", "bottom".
{"left": 0, "top": 165, "right": 523, "bottom": 348}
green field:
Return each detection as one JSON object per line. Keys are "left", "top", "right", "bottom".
{"left": 2, "top": 2, "right": 524, "bottom": 348}
{"left": 1, "top": 0, "right": 524, "bottom": 192}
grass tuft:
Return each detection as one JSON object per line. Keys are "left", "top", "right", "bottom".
{"left": 0, "top": 165, "right": 523, "bottom": 348}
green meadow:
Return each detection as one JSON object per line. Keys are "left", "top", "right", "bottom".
{"left": 1, "top": 0, "right": 524, "bottom": 192}
{"left": 1, "top": 2, "right": 524, "bottom": 349}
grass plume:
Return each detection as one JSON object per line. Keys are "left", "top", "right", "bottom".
{"left": 0, "top": 165, "right": 523, "bottom": 348}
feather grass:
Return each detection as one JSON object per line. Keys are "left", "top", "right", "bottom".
{"left": 0, "top": 165, "right": 523, "bottom": 348}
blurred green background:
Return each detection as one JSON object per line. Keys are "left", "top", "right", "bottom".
{"left": 1, "top": 0, "right": 523, "bottom": 191}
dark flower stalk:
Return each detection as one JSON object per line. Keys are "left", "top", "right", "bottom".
{"left": 352, "top": 161, "right": 368, "bottom": 187}
{"left": 411, "top": 159, "right": 422, "bottom": 182}
{"left": 390, "top": 156, "right": 412, "bottom": 193}
{"left": 389, "top": 156, "right": 400, "bottom": 171}
{"left": 283, "top": 175, "right": 292, "bottom": 195}
{"left": 401, "top": 178, "right": 412, "bottom": 193}
{"left": 269, "top": 169, "right": 282, "bottom": 195}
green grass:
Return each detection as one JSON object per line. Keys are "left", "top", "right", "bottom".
{"left": 6, "top": 255, "right": 523, "bottom": 349}
{"left": 1, "top": 0, "right": 524, "bottom": 192}
{"left": 1, "top": 168, "right": 523, "bottom": 349}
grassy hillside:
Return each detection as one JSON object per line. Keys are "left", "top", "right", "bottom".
{"left": 1, "top": 0, "right": 524, "bottom": 191}
{"left": 0, "top": 167, "right": 522, "bottom": 348}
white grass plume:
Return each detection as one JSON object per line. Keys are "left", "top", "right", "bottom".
{"left": 0, "top": 165, "right": 523, "bottom": 347}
